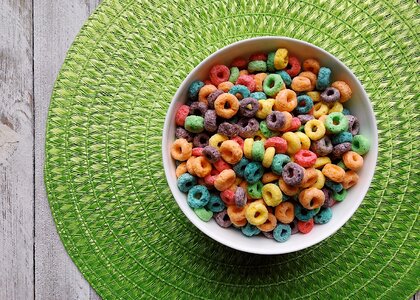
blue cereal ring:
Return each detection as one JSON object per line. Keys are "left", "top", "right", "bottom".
{"left": 188, "top": 80, "right": 204, "bottom": 101}
{"left": 294, "top": 203, "right": 318, "bottom": 221}
{"left": 250, "top": 92, "right": 267, "bottom": 100}
{"left": 316, "top": 67, "right": 331, "bottom": 90}
{"left": 331, "top": 131, "right": 353, "bottom": 145}
{"left": 271, "top": 154, "right": 291, "bottom": 175}
{"left": 229, "top": 84, "right": 250, "bottom": 99}
{"left": 325, "top": 179, "right": 343, "bottom": 193}
{"left": 241, "top": 223, "right": 261, "bottom": 237}
{"left": 206, "top": 194, "right": 225, "bottom": 213}
{"left": 276, "top": 70, "right": 292, "bottom": 87}
{"left": 244, "top": 162, "right": 264, "bottom": 184}
{"left": 314, "top": 207, "right": 333, "bottom": 224}
{"left": 295, "top": 95, "right": 314, "bottom": 114}
{"left": 177, "top": 173, "right": 197, "bottom": 193}
{"left": 187, "top": 185, "right": 210, "bottom": 208}
{"left": 342, "top": 108, "right": 351, "bottom": 115}
{"left": 233, "top": 157, "right": 250, "bottom": 178}
{"left": 273, "top": 224, "right": 292, "bottom": 242}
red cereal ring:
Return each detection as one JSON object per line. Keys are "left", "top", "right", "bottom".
{"left": 175, "top": 105, "right": 190, "bottom": 126}
{"left": 204, "top": 79, "right": 212, "bottom": 85}
{"left": 249, "top": 52, "right": 268, "bottom": 61}
{"left": 220, "top": 189, "right": 236, "bottom": 206}
{"left": 231, "top": 57, "right": 248, "bottom": 69}
{"left": 285, "top": 56, "right": 301, "bottom": 77}
{"left": 294, "top": 150, "right": 317, "bottom": 167}
{"left": 204, "top": 174, "right": 216, "bottom": 186}
{"left": 210, "top": 65, "right": 230, "bottom": 86}
{"left": 283, "top": 117, "right": 301, "bottom": 132}
{"left": 298, "top": 218, "right": 314, "bottom": 234}
{"left": 192, "top": 147, "right": 204, "bottom": 156}
{"left": 236, "top": 75, "right": 256, "bottom": 92}
{"left": 265, "top": 137, "right": 288, "bottom": 154}
{"left": 231, "top": 136, "right": 244, "bottom": 149}
{"left": 211, "top": 169, "right": 220, "bottom": 176}
{"left": 213, "top": 159, "right": 232, "bottom": 172}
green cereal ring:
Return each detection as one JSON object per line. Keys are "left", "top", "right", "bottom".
{"left": 263, "top": 74, "right": 284, "bottom": 97}
{"left": 185, "top": 115, "right": 204, "bottom": 133}
{"left": 298, "top": 125, "right": 305, "bottom": 132}
{"left": 325, "top": 112, "right": 349, "bottom": 134}
{"left": 193, "top": 207, "right": 213, "bottom": 221}
{"left": 333, "top": 188, "right": 348, "bottom": 202}
{"left": 229, "top": 67, "right": 240, "bottom": 83}
{"left": 247, "top": 181, "right": 263, "bottom": 199}
{"left": 351, "top": 135, "right": 370, "bottom": 155}
{"left": 248, "top": 60, "right": 267, "bottom": 73}
{"left": 267, "top": 51, "right": 276, "bottom": 72}
{"left": 337, "top": 161, "right": 348, "bottom": 170}
{"left": 259, "top": 121, "right": 275, "bottom": 138}
{"left": 252, "top": 141, "right": 265, "bottom": 161}
{"left": 271, "top": 154, "right": 291, "bottom": 175}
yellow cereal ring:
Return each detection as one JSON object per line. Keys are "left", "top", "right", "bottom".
{"left": 217, "top": 81, "right": 234, "bottom": 92}
{"left": 246, "top": 201, "right": 269, "bottom": 225}
{"left": 262, "top": 172, "right": 281, "bottom": 184}
{"left": 170, "top": 138, "right": 193, "bottom": 161}
{"left": 342, "top": 170, "right": 359, "bottom": 189}
{"left": 175, "top": 162, "right": 187, "bottom": 178}
{"left": 257, "top": 213, "right": 277, "bottom": 232}
{"left": 331, "top": 80, "right": 352, "bottom": 103}
{"left": 256, "top": 99, "right": 274, "bottom": 119}
{"left": 243, "top": 138, "right": 254, "bottom": 159}
{"left": 343, "top": 151, "right": 364, "bottom": 171}
{"left": 282, "top": 132, "right": 301, "bottom": 154}
{"left": 314, "top": 156, "right": 332, "bottom": 169}
{"left": 299, "top": 71, "right": 317, "bottom": 91}
{"left": 322, "top": 163, "right": 345, "bottom": 183}
{"left": 262, "top": 183, "right": 282, "bottom": 206}
{"left": 304, "top": 119, "right": 326, "bottom": 141}
{"left": 219, "top": 140, "right": 243, "bottom": 164}
{"left": 254, "top": 73, "right": 268, "bottom": 92}
{"left": 262, "top": 147, "right": 276, "bottom": 168}
{"left": 186, "top": 156, "right": 197, "bottom": 176}
{"left": 310, "top": 169, "right": 325, "bottom": 189}
{"left": 279, "top": 178, "right": 300, "bottom": 196}
{"left": 299, "top": 187, "right": 325, "bottom": 209}
{"left": 291, "top": 76, "right": 312, "bottom": 92}
{"left": 274, "top": 48, "right": 289, "bottom": 70}
{"left": 273, "top": 89, "right": 297, "bottom": 112}
{"left": 313, "top": 102, "right": 329, "bottom": 118}
{"left": 214, "top": 169, "right": 237, "bottom": 191}
{"left": 328, "top": 101, "right": 343, "bottom": 113}
{"left": 209, "top": 133, "right": 228, "bottom": 150}
{"left": 307, "top": 91, "right": 321, "bottom": 102}
{"left": 275, "top": 201, "right": 295, "bottom": 224}
{"left": 300, "top": 167, "right": 318, "bottom": 188}
{"left": 295, "top": 131, "right": 311, "bottom": 150}
{"left": 192, "top": 156, "right": 212, "bottom": 178}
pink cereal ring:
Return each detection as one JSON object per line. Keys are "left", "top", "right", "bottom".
{"left": 236, "top": 75, "right": 256, "bottom": 92}
{"left": 265, "top": 137, "right": 288, "bottom": 154}
{"left": 175, "top": 105, "right": 190, "bottom": 126}
{"left": 249, "top": 52, "right": 268, "bottom": 61}
{"left": 231, "top": 57, "right": 248, "bottom": 69}
{"left": 283, "top": 117, "right": 301, "bottom": 132}
{"left": 204, "top": 173, "right": 216, "bottom": 186}
{"left": 285, "top": 56, "right": 301, "bottom": 77}
{"left": 210, "top": 65, "right": 230, "bottom": 86}
{"left": 213, "top": 159, "right": 232, "bottom": 172}
{"left": 231, "top": 136, "right": 244, "bottom": 149}
{"left": 192, "top": 147, "right": 204, "bottom": 156}
{"left": 220, "top": 189, "right": 236, "bottom": 206}
{"left": 294, "top": 150, "right": 317, "bottom": 168}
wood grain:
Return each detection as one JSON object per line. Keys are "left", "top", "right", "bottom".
{"left": 33, "top": 0, "right": 102, "bottom": 299}
{"left": 0, "top": 0, "right": 34, "bottom": 299}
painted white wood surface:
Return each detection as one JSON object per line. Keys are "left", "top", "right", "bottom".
{"left": 0, "top": 0, "right": 418, "bottom": 299}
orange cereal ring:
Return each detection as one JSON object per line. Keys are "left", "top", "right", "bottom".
{"left": 175, "top": 162, "right": 187, "bottom": 178}
{"left": 274, "top": 89, "right": 297, "bottom": 112}
{"left": 343, "top": 151, "right": 364, "bottom": 171}
{"left": 279, "top": 178, "right": 300, "bottom": 196}
{"left": 280, "top": 112, "right": 293, "bottom": 131}
{"left": 232, "top": 218, "right": 247, "bottom": 227}
{"left": 303, "top": 58, "right": 321, "bottom": 75}
{"left": 214, "top": 169, "right": 237, "bottom": 191}
{"left": 219, "top": 140, "right": 243, "bottom": 164}
{"left": 331, "top": 81, "right": 352, "bottom": 103}
{"left": 239, "top": 69, "right": 249, "bottom": 77}
{"left": 291, "top": 76, "right": 312, "bottom": 92}
{"left": 299, "top": 187, "right": 325, "bottom": 209}
{"left": 192, "top": 156, "right": 212, "bottom": 177}
{"left": 218, "top": 81, "right": 234, "bottom": 92}
{"left": 257, "top": 213, "right": 277, "bottom": 232}
{"left": 198, "top": 84, "right": 217, "bottom": 105}
{"left": 299, "top": 71, "right": 317, "bottom": 90}
{"left": 275, "top": 201, "right": 295, "bottom": 224}
{"left": 262, "top": 172, "right": 281, "bottom": 184}
{"left": 227, "top": 204, "right": 248, "bottom": 222}
{"left": 342, "top": 170, "right": 359, "bottom": 189}
{"left": 322, "top": 163, "right": 345, "bottom": 183}
{"left": 186, "top": 156, "right": 197, "bottom": 175}
{"left": 300, "top": 167, "right": 318, "bottom": 188}
{"left": 214, "top": 93, "right": 240, "bottom": 118}
{"left": 254, "top": 73, "right": 268, "bottom": 92}
{"left": 170, "top": 138, "right": 193, "bottom": 161}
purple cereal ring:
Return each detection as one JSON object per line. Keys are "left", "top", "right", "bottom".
{"left": 234, "top": 187, "right": 247, "bottom": 207}
{"left": 297, "top": 114, "right": 315, "bottom": 125}
{"left": 237, "top": 117, "right": 259, "bottom": 138}
{"left": 203, "top": 146, "right": 220, "bottom": 163}
{"left": 214, "top": 210, "right": 232, "bottom": 228}
{"left": 322, "top": 188, "right": 335, "bottom": 208}
{"left": 282, "top": 162, "right": 305, "bottom": 186}
{"left": 320, "top": 87, "right": 340, "bottom": 103}
{"left": 332, "top": 142, "right": 351, "bottom": 159}
{"left": 207, "top": 89, "right": 224, "bottom": 109}
{"left": 204, "top": 110, "right": 218, "bottom": 132}
{"left": 310, "top": 136, "right": 333, "bottom": 157}
{"left": 346, "top": 115, "right": 360, "bottom": 135}
{"left": 266, "top": 111, "right": 285, "bottom": 131}
{"left": 290, "top": 219, "right": 299, "bottom": 235}
{"left": 193, "top": 133, "right": 210, "bottom": 148}
{"left": 239, "top": 97, "right": 259, "bottom": 117}
{"left": 218, "top": 122, "right": 240, "bottom": 138}
{"left": 189, "top": 101, "right": 208, "bottom": 117}
{"left": 175, "top": 127, "right": 193, "bottom": 142}
{"left": 262, "top": 231, "right": 274, "bottom": 239}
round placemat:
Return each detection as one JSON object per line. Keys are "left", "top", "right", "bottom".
{"left": 45, "top": 0, "right": 419, "bottom": 299}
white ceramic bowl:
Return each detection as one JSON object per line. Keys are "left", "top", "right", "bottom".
{"left": 162, "top": 37, "right": 378, "bottom": 255}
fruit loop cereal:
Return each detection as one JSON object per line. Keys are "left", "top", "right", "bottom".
{"left": 170, "top": 47, "right": 371, "bottom": 243}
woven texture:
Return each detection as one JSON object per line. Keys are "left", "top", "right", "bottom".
{"left": 45, "top": 0, "right": 419, "bottom": 299}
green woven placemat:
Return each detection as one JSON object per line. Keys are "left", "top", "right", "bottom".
{"left": 45, "top": 0, "right": 419, "bottom": 299}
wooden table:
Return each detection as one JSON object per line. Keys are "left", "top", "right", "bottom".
{"left": 0, "top": 1, "right": 418, "bottom": 299}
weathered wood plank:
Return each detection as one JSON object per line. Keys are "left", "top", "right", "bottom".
{"left": 0, "top": 0, "right": 34, "bottom": 299}
{"left": 34, "top": 0, "right": 102, "bottom": 299}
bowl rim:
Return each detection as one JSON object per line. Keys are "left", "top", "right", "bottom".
{"left": 162, "top": 36, "right": 378, "bottom": 255}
